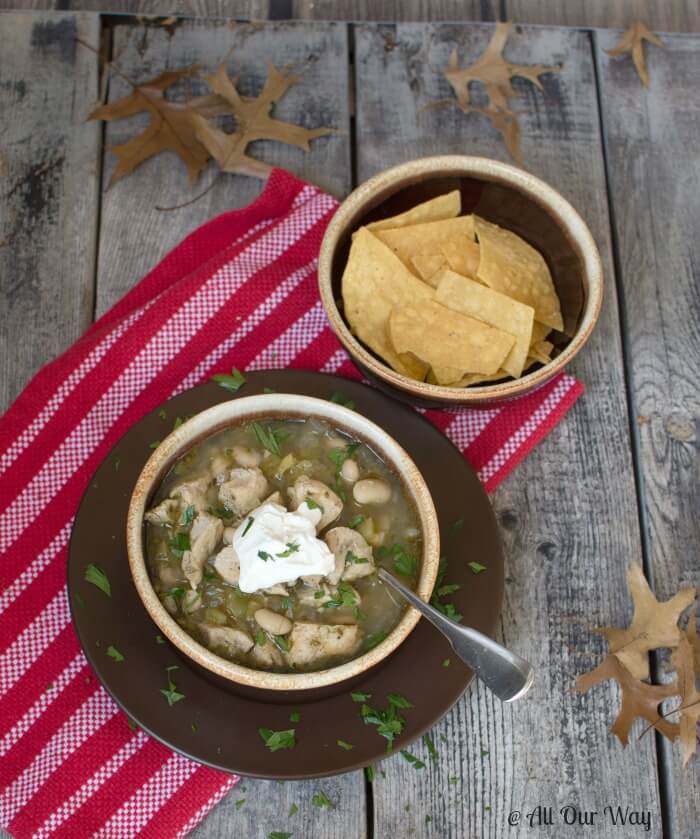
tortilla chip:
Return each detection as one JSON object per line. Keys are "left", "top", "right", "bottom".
{"left": 439, "top": 235, "right": 480, "bottom": 279}
{"left": 410, "top": 253, "right": 447, "bottom": 283}
{"left": 474, "top": 216, "right": 564, "bottom": 331}
{"left": 530, "top": 321, "right": 551, "bottom": 346}
{"left": 375, "top": 216, "right": 476, "bottom": 285}
{"left": 456, "top": 370, "right": 510, "bottom": 387}
{"left": 342, "top": 227, "right": 433, "bottom": 379}
{"left": 434, "top": 269, "right": 534, "bottom": 378}
{"left": 367, "top": 190, "right": 461, "bottom": 232}
{"left": 528, "top": 339, "right": 554, "bottom": 365}
{"left": 388, "top": 300, "right": 515, "bottom": 382}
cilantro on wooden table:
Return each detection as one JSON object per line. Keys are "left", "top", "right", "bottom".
{"left": 234, "top": 798, "right": 245, "bottom": 810}
{"left": 400, "top": 749, "right": 426, "bottom": 769}
{"left": 364, "top": 766, "right": 375, "bottom": 783}
{"left": 84, "top": 564, "right": 111, "bottom": 597}
{"left": 258, "top": 727, "right": 296, "bottom": 752}
{"left": 211, "top": 367, "right": 246, "bottom": 393}
{"left": 311, "top": 790, "right": 335, "bottom": 809}
{"left": 106, "top": 645, "right": 124, "bottom": 662}
{"left": 268, "top": 833, "right": 292, "bottom": 839}
{"left": 288, "top": 803, "right": 298, "bottom": 817}
{"left": 423, "top": 733, "right": 438, "bottom": 763}
{"left": 160, "top": 666, "right": 185, "bottom": 706}
{"left": 358, "top": 692, "right": 414, "bottom": 752}
{"left": 329, "top": 391, "right": 355, "bottom": 409}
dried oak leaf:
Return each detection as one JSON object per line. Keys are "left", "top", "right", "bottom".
{"left": 670, "top": 633, "right": 700, "bottom": 766}
{"left": 576, "top": 654, "right": 679, "bottom": 745}
{"left": 192, "top": 63, "right": 334, "bottom": 180}
{"left": 606, "top": 21, "right": 664, "bottom": 87}
{"left": 596, "top": 564, "right": 695, "bottom": 680}
{"left": 89, "top": 65, "right": 228, "bottom": 185}
{"left": 443, "top": 21, "right": 558, "bottom": 163}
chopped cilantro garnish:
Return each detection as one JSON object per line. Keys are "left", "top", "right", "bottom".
{"left": 289, "top": 711, "right": 301, "bottom": 723}
{"left": 337, "top": 739, "right": 354, "bottom": 750}
{"left": 208, "top": 505, "right": 234, "bottom": 520}
{"left": 400, "top": 749, "right": 426, "bottom": 769}
{"left": 430, "top": 557, "right": 463, "bottom": 622}
{"left": 255, "top": 629, "right": 267, "bottom": 646}
{"left": 250, "top": 421, "right": 284, "bottom": 456}
{"left": 437, "top": 583, "right": 461, "bottom": 596}
{"left": 351, "top": 691, "right": 371, "bottom": 702}
{"left": 387, "top": 693, "right": 413, "bottom": 709}
{"left": 155, "top": 634, "right": 165, "bottom": 644}
{"left": 359, "top": 699, "right": 405, "bottom": 751}
{"left": 114, "top": 459, "right": 120, "bottom": 472}
{"left": 149, "top": 439, "right": 160, "bottom": 449}
{"left": 330, "top": 391, "right": 355, "bottom": 410}
{"left": 281, "top": 596, "right": 294, "bottom": 611}
{"left": 84, "top": 564, "right": 111, "bottom": 597}
{"left": 258, "top": 550, "right": 274, "bottom": 562}
{"left": 322, "top": 582, "right": 356, "bottom": 609}
{"left": 258, "top": 727, "right": 296, "bottom": 752}
{"left": 158, "top": 408, "right": 167, "bottom": 420}
{"left": 449, "top": 775, "right": 459, "bottom": 784}
{"left": 311, "top": 790, "right": 335, "bottom": 809}
{"left": 365, "top": 631, "right": 386, "bottom": 650}
{"left": 268, "top": 833, "right": 292, "bottom": 839}
{"left": 365, "top": 765, "right": 376, "bottom": 783}
{"left": 347, "top": 514, "right": 365, "bottom": 529}
{"left": 288, "top": 803, "right": 298, "bottom": 817}
{"left": 346, "top": 550, "right": 368, "bottom": 565}
{"left": 442, "top": 658, "right": 451, "bottom": 668}
{"left": 303, "top": 496, "right": 323, "bottom": 511}
{"left": 241, "top": 516, "right": 254, "bottom": 537}
{"left": 74, "top": 592, "right": 85, "bottom": 608}
{"left": 191, "top": 722, "right": 198, "bottom": 732}
{"left": 272, "top": 635, "right": 291, "bottom": 653}
{"left": 173, "top": 416, "right": 184, "bottom": 430}
{"left": 276, "top": 542, "right": 300, "bottom": 558}
{"left": 234, "top": 798, "right": 245, "bottom": 809}
{"left": 211, "top": 367, "right": 246, "bottom": 393}
{"left": 328, "top": 442, "right": 361, "bottom": 474}
{"left": 106, "top": 645, "right": 124, "bottom": 662}
{"left": 353, "top": 605, "right": 367, "bottom": 621}
{"left": 263, "top": 387, "right": 276, "bottom": 394}
{"left": 468, "top": 561, "right": 487, "bottom": 574}
{"left": 423, "top": 733, "right": 438, "bottom": 763}
{"left": 451, "top": 515, "right": 464, "bottom": 530}
{"left": 160, "top": 666, "right": 185, "bottom": 706}
{"left": 169, "top": 532, "right": 191, "bottom": 557}
{"left": 180, "top": 505, "right": 196, "bottom": 528}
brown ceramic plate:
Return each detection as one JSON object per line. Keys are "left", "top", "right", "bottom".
{"left": 67, "top": 371, "right": 504, "bottom": 779}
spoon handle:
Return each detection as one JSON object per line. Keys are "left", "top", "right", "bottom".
{"left": 377, "top": 568, "right": 534, "bottom": 703}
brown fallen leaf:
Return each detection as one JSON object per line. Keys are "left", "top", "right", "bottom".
{"left": 443, "top": 22, "right": 558, "bottom": 163}
{"left": 576, "top": 654, "right": 679, "bottom": 745}
{"left": 596, "top": 564, "right": 695, "bottom": 680}
{"left": 670, "top": 633, "right": 700, "bottom": 765}
{"left": 192, "top": 63, "right": 334, "bottom": 180}
{"left": 89, "top": 65, "right": 228, "bottom": 185}
{"left": 606, "top": 21, "right": 664, "bottom": 87}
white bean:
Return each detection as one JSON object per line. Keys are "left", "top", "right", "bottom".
{"left": 353, "top": 478, "right": 392, "bottom": 505}
{"left": 232, "top": 445, "right": 263, "bottom": 468}
{"left": 254, "top": 608, "right": 292, "bottom": 636}
{"left": 340, "top": 458, "right": 360, "bottom": 483}
{"left": 222, "top": 526, "right": 236, "bottom": 545}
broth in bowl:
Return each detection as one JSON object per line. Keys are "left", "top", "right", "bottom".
{"left": 144, "top": 416, "right": 422, "bottom": 673}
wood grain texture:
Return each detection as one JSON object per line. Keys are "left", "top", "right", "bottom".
{"left": 0, "top": 1, "right": 269, "bottom": 17}
{"left": 507, "top": 0, "right": 700, "bottom": 33}
{"left": 355, "top": 22, "right": 663, "bottom": 837}
{"left": 190, "top": 774, "right": 367, "bottom": 839}
{"left": 0, "top": 11, "right": 100, "bottom": 413}
{"left": 94, "top": 18, "right": 351, "bottom": 315}
{"left": 595, "top": 29, "right": 700, "bottom": 839}
{"left": 293, "top": 0, "right": 498, "bottom": 21}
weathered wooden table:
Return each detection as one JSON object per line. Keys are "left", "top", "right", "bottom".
{"left": 1, "top": 11, "right": 698, "bottom": 838}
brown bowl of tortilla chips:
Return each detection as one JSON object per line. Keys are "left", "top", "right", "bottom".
{"left": 318, "top": 156, "right": 603, "bottom": 406}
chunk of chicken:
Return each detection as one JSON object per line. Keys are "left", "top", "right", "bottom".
{"left": 286, "top": 623, "right": 360, "bottom": 669}
{"left": 213, "top": 544, "right": 240, "bottom": 585}
{"left": 218, "top": 467, "right": 268, "bottom": 517}
{"left": 324, "top": 527, "right": 375, "bottom": 583}
{"left": 156, "top": 563, "right": 183, "bottom": 589}
{"left": 145, "top": 499, "right": 180, "bottom": 527}
{"left": 209, "top": 453, "right": 230, "bottom": 485}
{"left": 249, "top": 638, "right": 286, "bottom": 668}
{"left": 170, "top": 477, "right": 210, "bottom": 513}
{"left": 287, "top": 477, "right": 343, "bottom": 530}
{"left": 182, "top": 512, "right": 223, "bottom": 588}
{"left": 231, "top": 445, "right": 263, "bottom": 468}
{"left": 199, "top": 624, "right": 253, "bottom": 656}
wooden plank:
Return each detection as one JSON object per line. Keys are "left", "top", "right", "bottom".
{"left": 506, "top": 0, "right": 700, "bottom": 33}
{"left": 0, "top": 2, "right": 269, "bottom": 17}
{"left": 0, "top": 11, "right": 101, "bottom": 413}
{"left": 95, "top": 18, "right": 351, "bottom": 315}
{"left": 190, "top": 774, "right": 367, "bottom": 838}
{"left": 354, "top": 22, "right": 664, "bottom": 837}
{"left": 595, "top": 29, "right": 700, "bottom": 839}
{"left": 293, "top": 0, "right": 499, "bottom": 21}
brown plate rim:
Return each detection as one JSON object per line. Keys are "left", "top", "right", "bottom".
{"left": 67, "top": 371, "right": 504, "bottom": 779}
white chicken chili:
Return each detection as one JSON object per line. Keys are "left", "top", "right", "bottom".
{"left": 144, "top": 416, "right": 422, "bottom": 672}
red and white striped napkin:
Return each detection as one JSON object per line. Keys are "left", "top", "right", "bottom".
{"left": 0, "top": 169, "right": 582, "bottom": 838}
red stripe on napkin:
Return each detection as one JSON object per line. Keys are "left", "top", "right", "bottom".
{"left": 0, "top": 169, "right": 582, "bottom": 837}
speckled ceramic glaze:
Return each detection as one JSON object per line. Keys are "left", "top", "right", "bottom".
{"left": 318, "top": 155, "right": 603, "bottom": 406}
{"left": 126, "top": 394, "right": 440, "bottom": 692}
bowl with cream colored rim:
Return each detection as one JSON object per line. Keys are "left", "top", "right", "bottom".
{"left": 318, "top": 155, "right": 603, "bottom": 407}
{"left": 126, "top": 393, "right": 440, "bottom": 694}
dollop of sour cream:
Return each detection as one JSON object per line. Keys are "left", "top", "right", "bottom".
{"left": 234, "top": 501, "right": 335, "bottom": 593}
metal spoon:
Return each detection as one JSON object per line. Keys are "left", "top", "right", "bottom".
{"left": 377, "top": 568, "right": 535, "bottom": 702}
